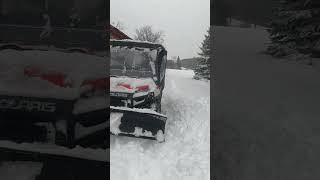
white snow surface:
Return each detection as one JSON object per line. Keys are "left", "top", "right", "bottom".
{"left": 110, "top": 69, "right": 210, "bottom": 180}
{"left": 110, "top": 112, "right": 124, "bottom": 135}
{"left": 214, "top": 26, "right": 320, "bottom": 179}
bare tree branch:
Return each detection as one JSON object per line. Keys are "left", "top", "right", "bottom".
{"left": 134, "top": 25, "right": 164, "bottom": 44}
{"left": 111, "top": 20, "right": 125, "bottom": 31}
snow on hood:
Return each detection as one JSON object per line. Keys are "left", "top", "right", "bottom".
{"left": 110, "top": 76, "right": 157, "bottom": 94}
{"left": 0, "top": 49, "right": 106, "bottom": 79}
{"left": 112, "top": 39, "right": 161, "bottom": 46}
{"left": 0, "top": 49, "right": 106, "bottom": 99}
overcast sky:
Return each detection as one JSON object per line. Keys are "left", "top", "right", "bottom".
{"left": 111, "top": 0, "right": 210, "bottom": 59}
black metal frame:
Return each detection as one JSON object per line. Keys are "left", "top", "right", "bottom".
{"left": 110, "top": 39, "right": 168, "bottom": 87}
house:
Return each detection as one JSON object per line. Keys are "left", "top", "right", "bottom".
{"left": 109, "top": 24, "right": 131, "bottom": 40}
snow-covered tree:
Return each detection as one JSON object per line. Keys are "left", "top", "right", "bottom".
{"left": 194, "top": 27, "right": 212, "bottom": 80}
{"left": 268, "top": 0, "right": 320, "bottom": 61}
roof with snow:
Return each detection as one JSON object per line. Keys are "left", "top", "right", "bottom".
{"left": 109, "top": 25, "right": 131, "bottom": 40}
{"left": 110, "top": 39, "right": 165, "bottom": 50}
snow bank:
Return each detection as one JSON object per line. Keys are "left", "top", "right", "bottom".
{"left": 110, "top": 69, "right": 210, "bottom": 180}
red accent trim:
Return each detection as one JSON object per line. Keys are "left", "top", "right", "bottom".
{"left": 118, "top": 83, "right": 132, "bottom": 89}
{"left": 136, "top": 85, "right": 149, "bottom": 92}
{"left": 24, "top": 67, "right": 71, "bottom": 88}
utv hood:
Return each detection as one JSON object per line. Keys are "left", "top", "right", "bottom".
{"left": 0, "top": 49, "right": 106, "bottom": 100}
{"left": 110, "top": 76, "right": 157, "bottom": 95}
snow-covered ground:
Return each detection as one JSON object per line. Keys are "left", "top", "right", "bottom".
{"left": 214, "top": 26, "right": 320, "bottom": 179}
{"left": 110, "top": 69, "right": 210, "bottom": 180}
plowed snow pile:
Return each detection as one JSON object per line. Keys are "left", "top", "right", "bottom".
{"left": 110, "top": 69, "right": 210, "bottom": 180}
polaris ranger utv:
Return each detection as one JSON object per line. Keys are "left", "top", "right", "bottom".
{"left": 110, "top": 40, "right": 168, "bottom": 142}
{"left": 0, "top": 0, "right": 109, "bottom": 162}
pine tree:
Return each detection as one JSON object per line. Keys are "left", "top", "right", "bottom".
{"left": 176, "top": 56, "right": 182, "bottom": 70}
{"left": 194, "top": 27, "right": 212, "bottom": 80}
{"left": 268, "top": 0, "right": 320, "bottom": 61}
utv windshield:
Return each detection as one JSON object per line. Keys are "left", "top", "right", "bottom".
{"left": 111, "top": 46, "right": 157, "bottom": 78}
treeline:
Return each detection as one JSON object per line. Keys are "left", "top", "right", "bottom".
{"left": 166, "top": 57, "right": 182, "bottom": 70}
{"left": 212, "top": 0, "right": 274, "bottom": 26}
{"left": 268, "top": 0, "right": 320, "bottom": 60}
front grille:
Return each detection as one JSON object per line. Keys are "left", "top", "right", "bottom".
{"left": 110, "top": 93, "right": 132, "bottom": 107}
{"left": 110, "top": 92, "right": 153, "bottom": 109}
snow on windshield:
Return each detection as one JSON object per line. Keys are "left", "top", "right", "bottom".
{"left": 111, "top": 46, "right": 157, "bottom": 74}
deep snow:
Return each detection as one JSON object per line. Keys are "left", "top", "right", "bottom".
{"left": 214, "top": 26, "right": 320, "bottom": 180}
{"left": 110, "top": 69, "right": 210, "bottom": 180}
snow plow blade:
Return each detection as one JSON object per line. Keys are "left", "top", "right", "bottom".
{"left": 110, "top": 106, "right": 167, "bottom": 142}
